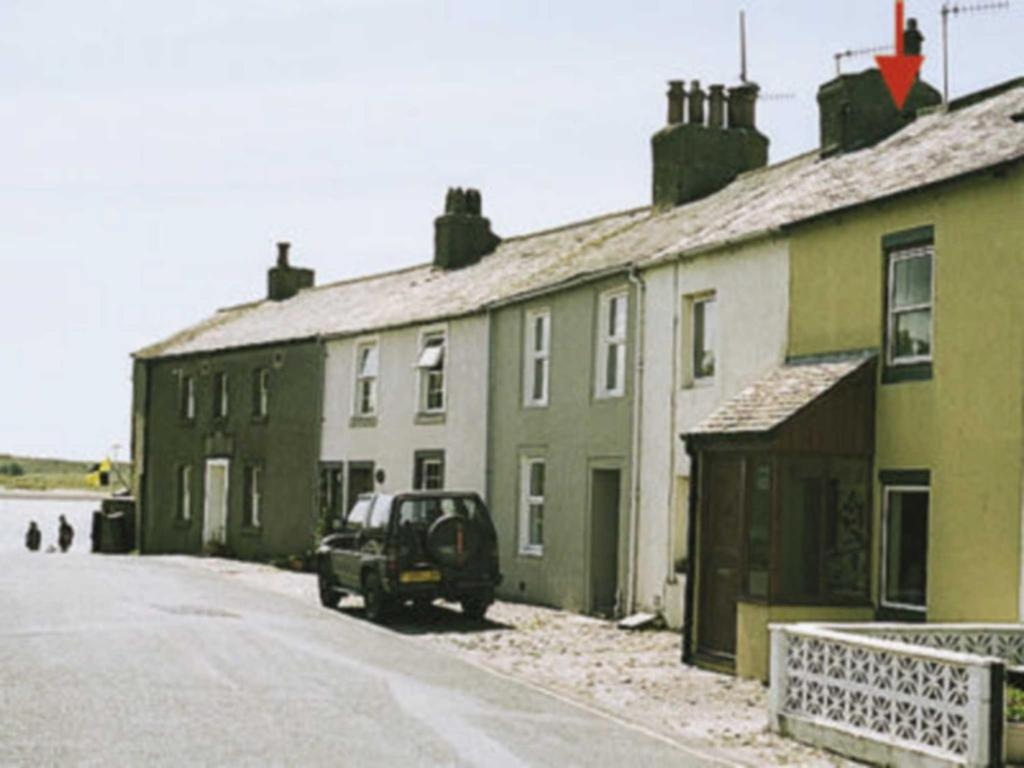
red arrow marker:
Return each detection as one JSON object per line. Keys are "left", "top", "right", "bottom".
{"left": 875, "top": 0, "right": 924, "bottom": 109}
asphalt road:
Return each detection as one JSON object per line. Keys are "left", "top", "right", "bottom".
{"left": 0, "top": 553, "right": 716, "bottom": 767}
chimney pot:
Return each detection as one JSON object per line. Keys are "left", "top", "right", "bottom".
{"left": 267, "top": 241, "right": 313, "bottom": 301}
{"left": 708, "top": 85, "right": 726, "bottom": 129}
{"left": 687, "top": 80, "right": 706, "bottom": 126}
{"left": 276, "top": 241, "right": 291, "bottom": 268}
{"left": 727, "top": 83, "right": 759, "bottom": 130}
{"left": 667, "top": 80, "right": 686, "bottom": 125}
{"left": 904, "top": 18, "right": 924, "bottom": 56}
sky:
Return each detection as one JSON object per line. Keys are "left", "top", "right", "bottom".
{"left": 0, "top": 0, "right": 1021, "bottom": 461}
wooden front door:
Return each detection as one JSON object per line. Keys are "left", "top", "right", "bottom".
{"left": 697, "top": 454, "right": 744, "bottom": 660}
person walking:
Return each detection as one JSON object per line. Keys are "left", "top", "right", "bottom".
{"left": 57, "top": 515, "right": 74, "bottom": 553}
{"left": 25, "top": 521, "right": 41, "bottom": 552}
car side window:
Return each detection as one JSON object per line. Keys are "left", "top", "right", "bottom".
{"left": 367, "top": 494, "right": 394, "bottom": 531}
{"left": 346, "top": 498, "right": 373, "bottom": 531}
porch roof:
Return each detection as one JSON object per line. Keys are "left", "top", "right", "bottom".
{"left": 686, "top": 354, "right": 877, "bottom": 437}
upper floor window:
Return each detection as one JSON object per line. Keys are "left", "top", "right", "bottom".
{"left": 213, "top": 372, "right": 229, "bottom": 419}
{"left": 354, "top": 342, "right": 379, "bottom": 417}
{"left": 417, "top": 331, "right": 446, "bottom": 413}
{"left": 524, "top": 309, "right": 551, "bottom": 407}
{"left": 179, "top": 375, "right": 195, "bottom": 421}
{"left": 596, "top": 290, "right": 628, "bottom": 398}
{"left": 252, "top": 368, "right": 270, "bottom": 418}
{"left": 887, "top": 245, "right": 933, "bottom": 367}
{"left": 692, "top": 294, "right": 716, "bottom": 381}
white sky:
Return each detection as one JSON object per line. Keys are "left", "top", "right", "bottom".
{"left": 0, "top": 0, "right": 1020, "bottom": 461}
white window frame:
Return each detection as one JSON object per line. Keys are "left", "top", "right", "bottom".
{"left": 179, "top": 465, "right": 192, "bottom": 521}
{"left": 880, "top": 484, "right": 930, "bottom": 613}
{"left": 353, "top": 339, "right": 379, "bottom": 417}
{"left": 523, "top": 309, "right": 551, "bottom": 407}
{"left": 247, "top": 465, "right": 262, "bottom": 528}
{"left": 255, "top": 368, "right": 270, "bottom": 418}
{"left": 421, "top": 458, "right": 443, "bottom": 490}
{"left": 214, "top": 372, "right": 229, "bottom": 419}
{"left": 182, "top": 376, "right": 196, "bottom": 420}
{"left": 886, "top": 246, "right": 934, "bottom": 367}
{"left": 519, "top": 457, "right": 546, "bottom": 556}
{"left": 690, "top": 293, "right": 717, "bottom": 383}
{"left": 416, "top": 327, "right": 447, "bottom": 414}
{"left": 595, "top": 289, "right": 628, "bottom": 399}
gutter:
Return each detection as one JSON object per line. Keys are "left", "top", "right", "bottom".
{"left": 626, "top": 265, "right": 646, "bottom": 615}
{"left": 681, "top": 441, "right": 700, "bottom": 664}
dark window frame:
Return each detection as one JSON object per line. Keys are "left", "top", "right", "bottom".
{"left": 413, "top": 450, "right": 446, "bottom": 490}
{"left": 882, "top": 226, "right": 935, "bottom": 385}
{"left": 212, "top": 371, "right": 230, "bottom": 420}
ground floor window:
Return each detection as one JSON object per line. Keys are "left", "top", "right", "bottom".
{"left": 882, "top": 484, "right": 929, "bottom": 612}
{"left": 519, "top": 458, "right": 545, "bottom": 556}
{"left": 413, "top": 451, "right": 445, "bottom": 490}
{"left": 177, "top": 465, "right": 192, "bottom": 521}
{"left": 244, "top": 465, "right": 262, "bottom": 528}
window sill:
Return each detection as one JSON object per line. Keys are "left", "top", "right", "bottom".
{"left": 179, "top": 418, "right": 196, "bottom": 427}
{"left": 518, "top": 548, "right": 544, "bottom": 559}
{"left": 522, "top": 401, "right": 549, "bottom": 410}
{"left": 173, "top": 519, "right": 192, "bottom": 529}
{"left": 349, "top": 415, "right": 378, "bottom": 429}
{"left": 882, "top": 361, "right": 932, "bottom": 384}
{"left": 240, "top": 525, "right": 262, "bottom": 537}
{"left": 683, "top": 377, "right": 715, "bottom": 391}
{"left": 415, "top": 411, "right": 446, "bottom": 426}
{"left": 877, "top": 604, "right": 926, "bottom": 622}
{"left": 594, "top": 391, "right": 625, "bottom": 401}
{"left": 250, "top": 415, "right": 269, "bottom": 426}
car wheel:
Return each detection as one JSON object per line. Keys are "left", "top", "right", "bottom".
{"left": 317, "top": 565, "right": 340, "bottom": 608}
{"left": 460, "top": 596, "right": 491, "bottom": 621}
{"left": 363, "top": 572, "right": 389, "bottom": 623}
{"left": 411, "top": 597, "right": 434, "bottom": 617}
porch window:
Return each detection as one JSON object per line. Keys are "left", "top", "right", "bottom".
{"left": 882, "top": 485, "right": 929, "bottom": 612}
{"left": 524, "top": 309, "right": 551, "bottom": 407}
{"left": 886, "top": 245, "right": 933, "bottom": 366}
{"left": 520, "top": 458, "right": 545, "bottom": 555}
{"left": 417, "top": 331, "right": 446, "bottom": 413}
{"left": 751, "top": 456, "right": 870, "bottom": 604}
{"left": 354, "top": 342, "right": 379, "bottom": 417}
{"left": 692, "top": 294, "right": 716, "bottom": 381}
{"left": 596, "top": 290, "right": 627, "bottom": 398}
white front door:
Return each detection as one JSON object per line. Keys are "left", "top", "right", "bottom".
{"left": 203, "top": 459, "right": 230, "bottom": 547}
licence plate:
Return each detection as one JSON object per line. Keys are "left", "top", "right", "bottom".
{"left": 399, "top": 569, "right": 441, "bottom": 584}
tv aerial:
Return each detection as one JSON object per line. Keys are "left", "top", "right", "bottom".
{"left": 738, "top": 10, "right": 797, "bottom": 101}
{"left": 940, "top": 2, "right": 1012, "bottom": 102}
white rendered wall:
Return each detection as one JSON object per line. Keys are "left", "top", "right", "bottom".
{"left": 320, "top": 315, "right": 489, "bottom": 497}
{"left": 635, "top": 239, "right": 789, "bottom": 626}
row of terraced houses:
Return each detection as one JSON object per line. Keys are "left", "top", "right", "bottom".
{"left": 131, "top": 54, "right": 1024, "bottom": 680}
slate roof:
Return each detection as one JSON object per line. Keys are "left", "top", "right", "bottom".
{"left": 686, "top": 354, "right": 876, "bottom": 437}
{"left": 136, "top": 79, "right": 1024, "bottom": 360}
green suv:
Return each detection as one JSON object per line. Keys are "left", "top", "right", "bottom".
{"left": 316, "top": 491, "right": 502, "bottom": 622}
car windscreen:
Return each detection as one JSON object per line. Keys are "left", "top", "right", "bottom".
{"left": 397, "top": 496, "right": 493, "bottom": 531}
{"left": 367, "top": 494, "right": 394, "bottom": 530}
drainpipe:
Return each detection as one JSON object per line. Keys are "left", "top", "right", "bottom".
{"left": 665, "top": 260, "right": 681, "bottom": 594}
{"left": 311, "top": 335, "right": 327, "bottom": 551}
{"left": 626, "top": 265, "right": 646, "bottom": 615}
{"left": 681, "top": 441, "right": 699, "bottom": 664}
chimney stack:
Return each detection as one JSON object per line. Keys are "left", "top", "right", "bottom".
{"left": 816, "top": 18, "right": 940, "bottom": 157}
{"left": 651, "top": 79, "right": 769, "bottom": 209}
{"left": 267, "top": 241, "right": 314, "bottom": 301}
{"left": 433, "top": 187, "right": 500, "bottom": 270}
